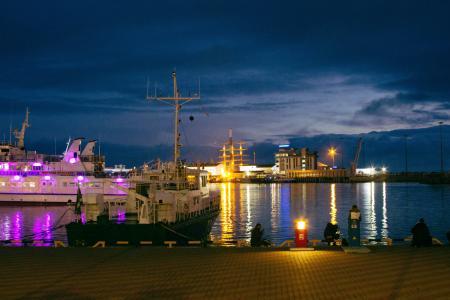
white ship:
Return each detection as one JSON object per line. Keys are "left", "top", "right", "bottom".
{"left": 66, "top": 70, "right": 221, "bottom": 246}
{"left": 0, "top": 109, "right": 128, "bottom": 204}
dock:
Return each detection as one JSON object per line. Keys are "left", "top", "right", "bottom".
{"left": 0, "top": 246, "right": 449, "bottom": 299}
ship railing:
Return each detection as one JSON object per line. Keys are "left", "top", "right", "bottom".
{"left": 80, "top": 155, "right": 105, "bottom": 163}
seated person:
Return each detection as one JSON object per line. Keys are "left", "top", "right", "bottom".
{"left": 324, "top": 222, "right": 340, "bottom": 246}
{"left": 411, "top": 218, "right": 432, "bottom": 247}
{"left": 251, "top": 223, "right": 271, "bottom": 247}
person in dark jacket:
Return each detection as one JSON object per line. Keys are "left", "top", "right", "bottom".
{"left": 324, "top": 222, "right": 340, "bottom": 246}
{"left": 250, "top": 223, "right": 271, "bottom": 247}
{"left": 411, "top": 218, "right": 432, "bottom": 247}
{"left": 251, "top": 223, "right": 264, "bottom": 247}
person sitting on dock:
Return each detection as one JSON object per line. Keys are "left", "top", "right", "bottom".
{"left": 411, "top": 218, "right": 432, "bottom": 247}
{"left": 251, "top": 223, "right": 271, "bottom": 247}
{"left": 324, "top": 222, "right": 340, "bottom": 246}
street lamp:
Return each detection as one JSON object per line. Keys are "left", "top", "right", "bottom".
{"left": 328, "top": 147, "right": 336, "bottom": 168}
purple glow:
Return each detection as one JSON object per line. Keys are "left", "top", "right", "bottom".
{"left": 115, "top": 177, "right": 124, "bottom": 183}
{"left": 117, "top": 208, "right": 126, "bottom": 223}
{"left": 33, "top": 162, "right": 42, "bottom": 167}
{"left": 32, "top": 213, "right": 52, "bottom": 246}
{"left": 44, "top": 175, "right": 51, "bottom": 180}
{"left": 13, "top": 175, "right": 21, "bottom": 181}
{"left": 69, "top": 157, "right": 76, "bottom": 164}
{"left": 14, "top": 212, "right": 23, "bottom": 242}
{"left": 0, "top": 163, "right": 9, "bottom": 171}
{"left": 77, "top": 175, "right": 84, "bottom": 182}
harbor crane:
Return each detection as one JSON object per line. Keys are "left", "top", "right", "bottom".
{"left": 350, "top": 137, "right": 363, "bottom": 176}
{"left": 13, "top": 108, "right": 30, "bottom": 149}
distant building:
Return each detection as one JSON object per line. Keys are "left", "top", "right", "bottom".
{"left": 274, "top": 145, "right": 318, "bottom": 174}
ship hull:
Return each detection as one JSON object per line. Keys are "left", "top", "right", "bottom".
{"left": 65, "top": 210, "right": 220, "bottom": 246}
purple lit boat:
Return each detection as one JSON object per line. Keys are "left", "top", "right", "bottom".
{"left": 0, "top": 109, "right": 128, "bottom": 204}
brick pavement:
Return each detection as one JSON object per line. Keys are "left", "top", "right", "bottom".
{"left": 0, "top": 246, "right": 449, "bottom": 299}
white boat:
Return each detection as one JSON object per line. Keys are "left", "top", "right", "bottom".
{"left": 66, "top": 71, "right": 221, "bottom": 246}
{"left": 0, "top": 109, "right": 128, "bottom": 204}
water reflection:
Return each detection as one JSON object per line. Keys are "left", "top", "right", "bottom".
{"left": 0, "top": 183, "right": 449, "bottom": 244}
{"left": 246, "top": 185, "right": 251, "bottom": 236}
{"left": 33, "top": 212, "right": 52, "bottom": 240}
{"left": 218, "top": 182, "right": 234, "bottom": 241}
{"left": 14, "top": 212, "right": 23, "bottom": 241}
{"left": 381, "top": 182, "right": 389, "bottom": 239}
{"left": 330, "top": 184, "right": 337, "bottom": 225}
{"left": 1, "top": 215, "right": 11, "bottom": 240}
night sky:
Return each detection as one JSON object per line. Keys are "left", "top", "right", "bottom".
{"left": 1, "top": 1, "right": 450, "bottom": 168}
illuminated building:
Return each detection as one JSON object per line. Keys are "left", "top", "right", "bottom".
{"left": 274, "top": 145, "right": 318, "bottom": 174}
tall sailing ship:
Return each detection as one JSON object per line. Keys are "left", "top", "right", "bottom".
{"left": 0, "top": 109, "right": 128, "bottom": 204}
{"left": 66, "top": 71, "right": 221, "bottom": 246}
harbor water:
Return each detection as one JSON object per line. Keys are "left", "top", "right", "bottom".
{"left": 1, "top": 182, "right": 450, "bottom": 245}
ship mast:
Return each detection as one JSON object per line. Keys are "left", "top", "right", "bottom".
{"left": 147, "top": 71, "right": 200, "bottom": 185}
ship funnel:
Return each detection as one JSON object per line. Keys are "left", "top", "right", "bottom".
{"left": 81, "top": 140, "right": 97, "bottom": 156}
{"left": 63, "top": 138, "right": 84, "bottom": 162}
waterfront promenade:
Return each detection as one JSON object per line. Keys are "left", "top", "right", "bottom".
{"left": 0, "top": 246, "right": 449, "bottom": 299}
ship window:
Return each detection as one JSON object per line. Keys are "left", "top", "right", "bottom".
{"left": 0, "top": 182, "right": 5, "bottom": 187}
{"left": 63, "top": 182, "right": 68, "bottom": 187}
{"left": 29, "top": 182, "right": 35, "bottom": 188}
{"left": 159, "top": 200, "right": 163, "bottom": 204}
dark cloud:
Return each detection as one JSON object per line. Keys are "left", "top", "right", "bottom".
{"left": 1, "top": 0, "right": 450, "bottom": 151}
{"left": 345, "top": 92, "right": 450, "bottom": 127}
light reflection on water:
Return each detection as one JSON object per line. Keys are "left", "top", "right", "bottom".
{"left": 210, "top": 182, "right": 450, "bottom": 244}
{"left": 1, "top": 182, "right": 450, "bottom": 244}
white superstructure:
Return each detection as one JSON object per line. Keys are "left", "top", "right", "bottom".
{"left": 0, "top": 110, "right": 128, "bottom": 204}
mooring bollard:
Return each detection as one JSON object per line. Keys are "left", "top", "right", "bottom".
{"left": 54, "top": 241, "right": 66, "bottom": 248}
{"left": 140, "top": 241, "right": 153, "bottom": 245}
{"left": 295, "top": 220, "right": 308, "bottom": 247}
{"left": 164, "top": 241, "right": 176, "bottom": 248}
{"left": 92, "top": 241, "right": 106, "bottom": 248}
{"left": 291, "top": 220, "right": 314, "bottom": 251}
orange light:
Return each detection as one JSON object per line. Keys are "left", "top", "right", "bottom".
{"left": 328, "top": 147, "right": 336, "bottom": 156}
{"left": 297, "top": 221, "right": 306, "bottom": 230}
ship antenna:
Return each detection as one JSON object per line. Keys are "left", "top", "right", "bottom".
{"left": 147, "top": 70, "right": 201, "bottom": 189}
{"left": 64, "top": 137, "right": 71, "bottom": 155}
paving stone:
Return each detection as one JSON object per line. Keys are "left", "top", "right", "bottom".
{"left": 0, "top": 246, "right": 449, "bottom": 299}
